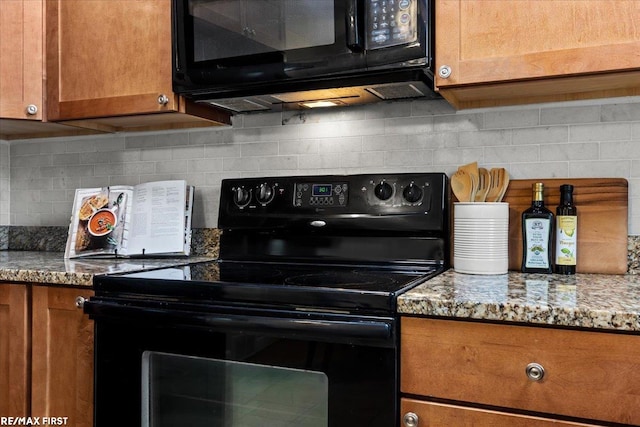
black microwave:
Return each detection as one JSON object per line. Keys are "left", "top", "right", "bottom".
{"left": 172, "top": 0, "right": 436, "bottom": 113}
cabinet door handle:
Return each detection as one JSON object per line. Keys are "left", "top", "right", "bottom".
{"left": 157, "top": 94, "right": 170, "bottom": 105}
{"left": 26, "top": 104, "right": 38, "bottom": 115}
{"left": 403, "top": 412, "right": 419, "bottom": 427}
{"left": 525, "top": 362, "right": 545, "bottom": 381}
{"left": 75, "top": 296, "right": 87, "bottom": 309}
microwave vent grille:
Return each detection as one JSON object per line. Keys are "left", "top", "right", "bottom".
{"left": 366, "top": 83, "right": 426, "bottom": 100}
{"left": 207, "top": 99, "right": 272, "bottom": 113}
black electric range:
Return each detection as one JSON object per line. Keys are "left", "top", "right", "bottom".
{"left": 86, "top": 173, "right": 449, "bottom": 427}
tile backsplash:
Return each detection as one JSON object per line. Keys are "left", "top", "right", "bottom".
{"left": 2, "top": 96, "right": 640, "bottom": 233}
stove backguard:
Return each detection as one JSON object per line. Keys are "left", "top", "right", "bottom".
{"left": 218, "top": 173, "right": 449, "bottom": 268}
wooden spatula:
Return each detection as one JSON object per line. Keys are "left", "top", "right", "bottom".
{"left": 451, "top": 169, "right": 474, "bottom": 202}
{"left": 474, "top": 167, "right": 491, "bottom": 202}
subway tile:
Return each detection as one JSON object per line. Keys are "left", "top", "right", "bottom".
{"left": 569, "top": 123, "right": 631, "bottom": 142}
{"left": 363, "top": 134, "right": 408, "bottom": 151}
{"left": 258, "top": 155, "right": 298, "bottom": 171}
{"left": 484, "top": 145, "right": 539, "bottom": 163}
{"left": 240, "top": 141, "right": 279, "bottom": 157}
{"left": 569, "top": 160, "right": 630, "bottom": 178}
{"left": 278, "top": 139, "right": 319, "bottom": 155}
{"left": 339, "top": 152, "right": 386, "bottom": 168}
{"left": 41, "top": 165, "right": 94, "bottom": 178}
{"left": 433, "top": 113, "right": 483, "bottom": 132}
{"left": 540, "top": 105, "right": 600, "bottom": 125}
{"left": 512, "top": 126, "right": 569, "bottom": 145}
{"left": 156, "top": 160, "right": 189, "bottom": 174}
{"left": 385, "top": 116, "right": 434, "bottom": 135}
{"left": 125, "top": 132, "right": 189, "bottom": 149}
{"left": 204, "top": 144, "right": 241, "bottom": 158}
{"left": 601, "top": 102, "right": 640, "bottom": 122}
{"left": 411, "top": 99, "right": 456, "bottom": 117}
{"left": 172, "top": 145, "right": 204, "bottom": 160}
{"left": 484, "top": 109, "right": 540, "bottom": 129}
{"left": 384, "top": 150, "right": 431, "bottom": 167}
{"left": 508, "top": 162, "right": 569, "bottom": 179}
{"left": 140, "top": 147, "right": 172, "bottom": 161}
{"left": 94, "top": 163, "right": 124, "bottom": 177}
{"left": 123, "top": 162, "right": 155, "bottom": 176}
{"left": 539, "top": 142, "right": 599, "bottom": 161}
{"left": 432, "top": 148, "right": 484, "bottom": 166}
{"left": 189, "top": 129, "right": 227, "bottom": 145}
{"left": 11, "top": 154, "right": 51, "bottom": 168}
{"left": 66, "top": 139, "right": 97, "bottom": 153}
{"left": 298, "top": 153, "right": 343, "bottom": 170}
{"left": 318, "top": 137, "right": 362, "bottom": 153}
{"left": 600, "top": 140, "right": 640, "bottom": 160}
{"left": 459, "top": 129, "right": 511, "bottom": 147}
{"left": 52, "top": 153, "right": 80, "bottom": 166}
{"left": 223, "top": 157, "right": 261, "bottom": 172}
{"left": 188, "top": 158, "right": 224, "bottom": 173}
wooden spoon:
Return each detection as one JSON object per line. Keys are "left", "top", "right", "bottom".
{"left": 474, "top": 167, "right": 491, "bottom": 202}
{"left": 451, "top": 170, "right": 474, "bottom": 202}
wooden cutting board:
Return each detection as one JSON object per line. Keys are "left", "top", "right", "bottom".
{"left": 502, "top": 178, "right": 628, "bottom": 274}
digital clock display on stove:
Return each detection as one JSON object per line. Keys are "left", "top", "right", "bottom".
{"left": 312, "top": 184, "right": 332, "bottom": 197}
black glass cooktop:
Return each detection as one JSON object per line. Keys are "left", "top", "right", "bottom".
{"left": 94, "top": 260, "right": 442, "bottom": 314}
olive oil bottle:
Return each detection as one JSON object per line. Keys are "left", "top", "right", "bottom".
{"left": 522, "top": 182, "right": 553, "bottom": 273}
{"left": 555, "top": 184, "right": 577, "bottom": 274}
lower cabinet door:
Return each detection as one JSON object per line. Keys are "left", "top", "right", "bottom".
{"left": 31, "top": 286, "right": 94, "bottom": 427}
{"left": 401, "top": 399, "right": 603, "bottom": 427}
{"left": 0, "top": 283, "right": 29, "bottom": 417}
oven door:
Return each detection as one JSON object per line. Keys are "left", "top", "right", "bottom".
{"left": 86, "top": 298, "right": 398, "bottom": 427}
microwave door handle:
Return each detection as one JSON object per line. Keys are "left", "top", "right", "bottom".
{"left": 347, "top": 0, "right": 364, "bottom": 51}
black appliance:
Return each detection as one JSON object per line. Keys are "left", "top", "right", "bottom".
{"left": 85, "top": 172, "right": 449, "bottom": 427}
{"left": 172, "top": 0, "right": 437, "bottom": 113}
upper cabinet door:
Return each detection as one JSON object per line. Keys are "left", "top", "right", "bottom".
{"left": 45, "top": 0, "right": 177, "bottom": 121}
{"left": 435, "top": 0, "right": 640, "bottom": 108}
{"left": 0, "top": 0, "right": 43, "bottom": 120}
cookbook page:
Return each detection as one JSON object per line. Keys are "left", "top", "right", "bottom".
{"left": 127, "top": 180, "right": 188, "bottom": 255}
{"left": 64, "top": 186, "right": 133, "bottom": 258}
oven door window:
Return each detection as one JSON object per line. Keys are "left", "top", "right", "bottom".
{"left": 142, "top": 351, "right": 328, "bottom": 427}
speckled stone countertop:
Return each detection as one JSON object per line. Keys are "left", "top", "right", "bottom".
{"left": 398, "top": 270, "right": 640, "bottom": 333}
{"left": 0, "top": 251, "right": 215, "bottom": 287}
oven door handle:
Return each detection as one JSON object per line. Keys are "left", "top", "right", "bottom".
{"left": 84, "top": 300, "right": 395, "bottom": 347}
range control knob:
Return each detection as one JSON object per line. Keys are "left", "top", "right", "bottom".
{"left": 256, "top": 183, "right": 274, "bottom": 205}
{"left": 403, "top": 182, "right": 423, "bottom": 203}
{"left": 374, "top": 181, "right": 394, "bottom": 201}
{"left": 233, "top": 187, "right": 251, "bottom": 207}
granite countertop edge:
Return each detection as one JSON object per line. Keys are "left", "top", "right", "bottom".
{"left": 0, "top": 251, "right": 215, "bottom": 287}
{"left": 398, "top": 270, "right": 640, "bottom": 333}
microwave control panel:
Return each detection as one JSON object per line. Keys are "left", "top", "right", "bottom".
{"left": 367, "top": 0, "right": 418, "bottom": 49}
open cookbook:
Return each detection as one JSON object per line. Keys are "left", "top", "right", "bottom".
{"left": 64, "top": 180, "right": 194, "bottom": 258}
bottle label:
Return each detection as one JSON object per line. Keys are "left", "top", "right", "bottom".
{"left": 556, "top": 215, "right": 577, "bottom": 266}
{"left": 524, "top": 218, "right": 551, "bottom": 269}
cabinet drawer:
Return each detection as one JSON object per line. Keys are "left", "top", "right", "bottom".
{"left": 401, "top": 318, "right": 640, "bottom": 425}
{"left": 401, "top": 398, "right": 602, "bottom": 427}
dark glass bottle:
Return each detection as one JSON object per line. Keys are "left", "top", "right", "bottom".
{"left": 555, "top": 184, "right": 577, "bottom": 274}
{"left": 522, "top": 182, "right": 553, "bottom": 273}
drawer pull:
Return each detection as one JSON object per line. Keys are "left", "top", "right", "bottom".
{"left": 525, "top": 362, "right": 545, "bottom": 381}
{"left": 403, "top": 412, "right": 419, "bottom": 427}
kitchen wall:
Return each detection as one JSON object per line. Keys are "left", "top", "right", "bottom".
{"left": 4, "top": 96, "right": 640, "bottom": 233}
{"left": 0, "top": 141, "right": 9, "bottom": 225}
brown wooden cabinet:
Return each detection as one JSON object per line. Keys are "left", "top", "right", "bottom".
{"left": 0, "top": 283, "right": 29, "bottom": 418}
{"left": 0, "top": 0, "right": 230, "bottom": 140}
{"left": 435, "top": 0, "right": 640, "bottom": 109}
{"left": 401, "top": 317, "right": 640, "bottom": 426}
{"left": 0, "top": 283, "right": 93, "bottom": 426}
